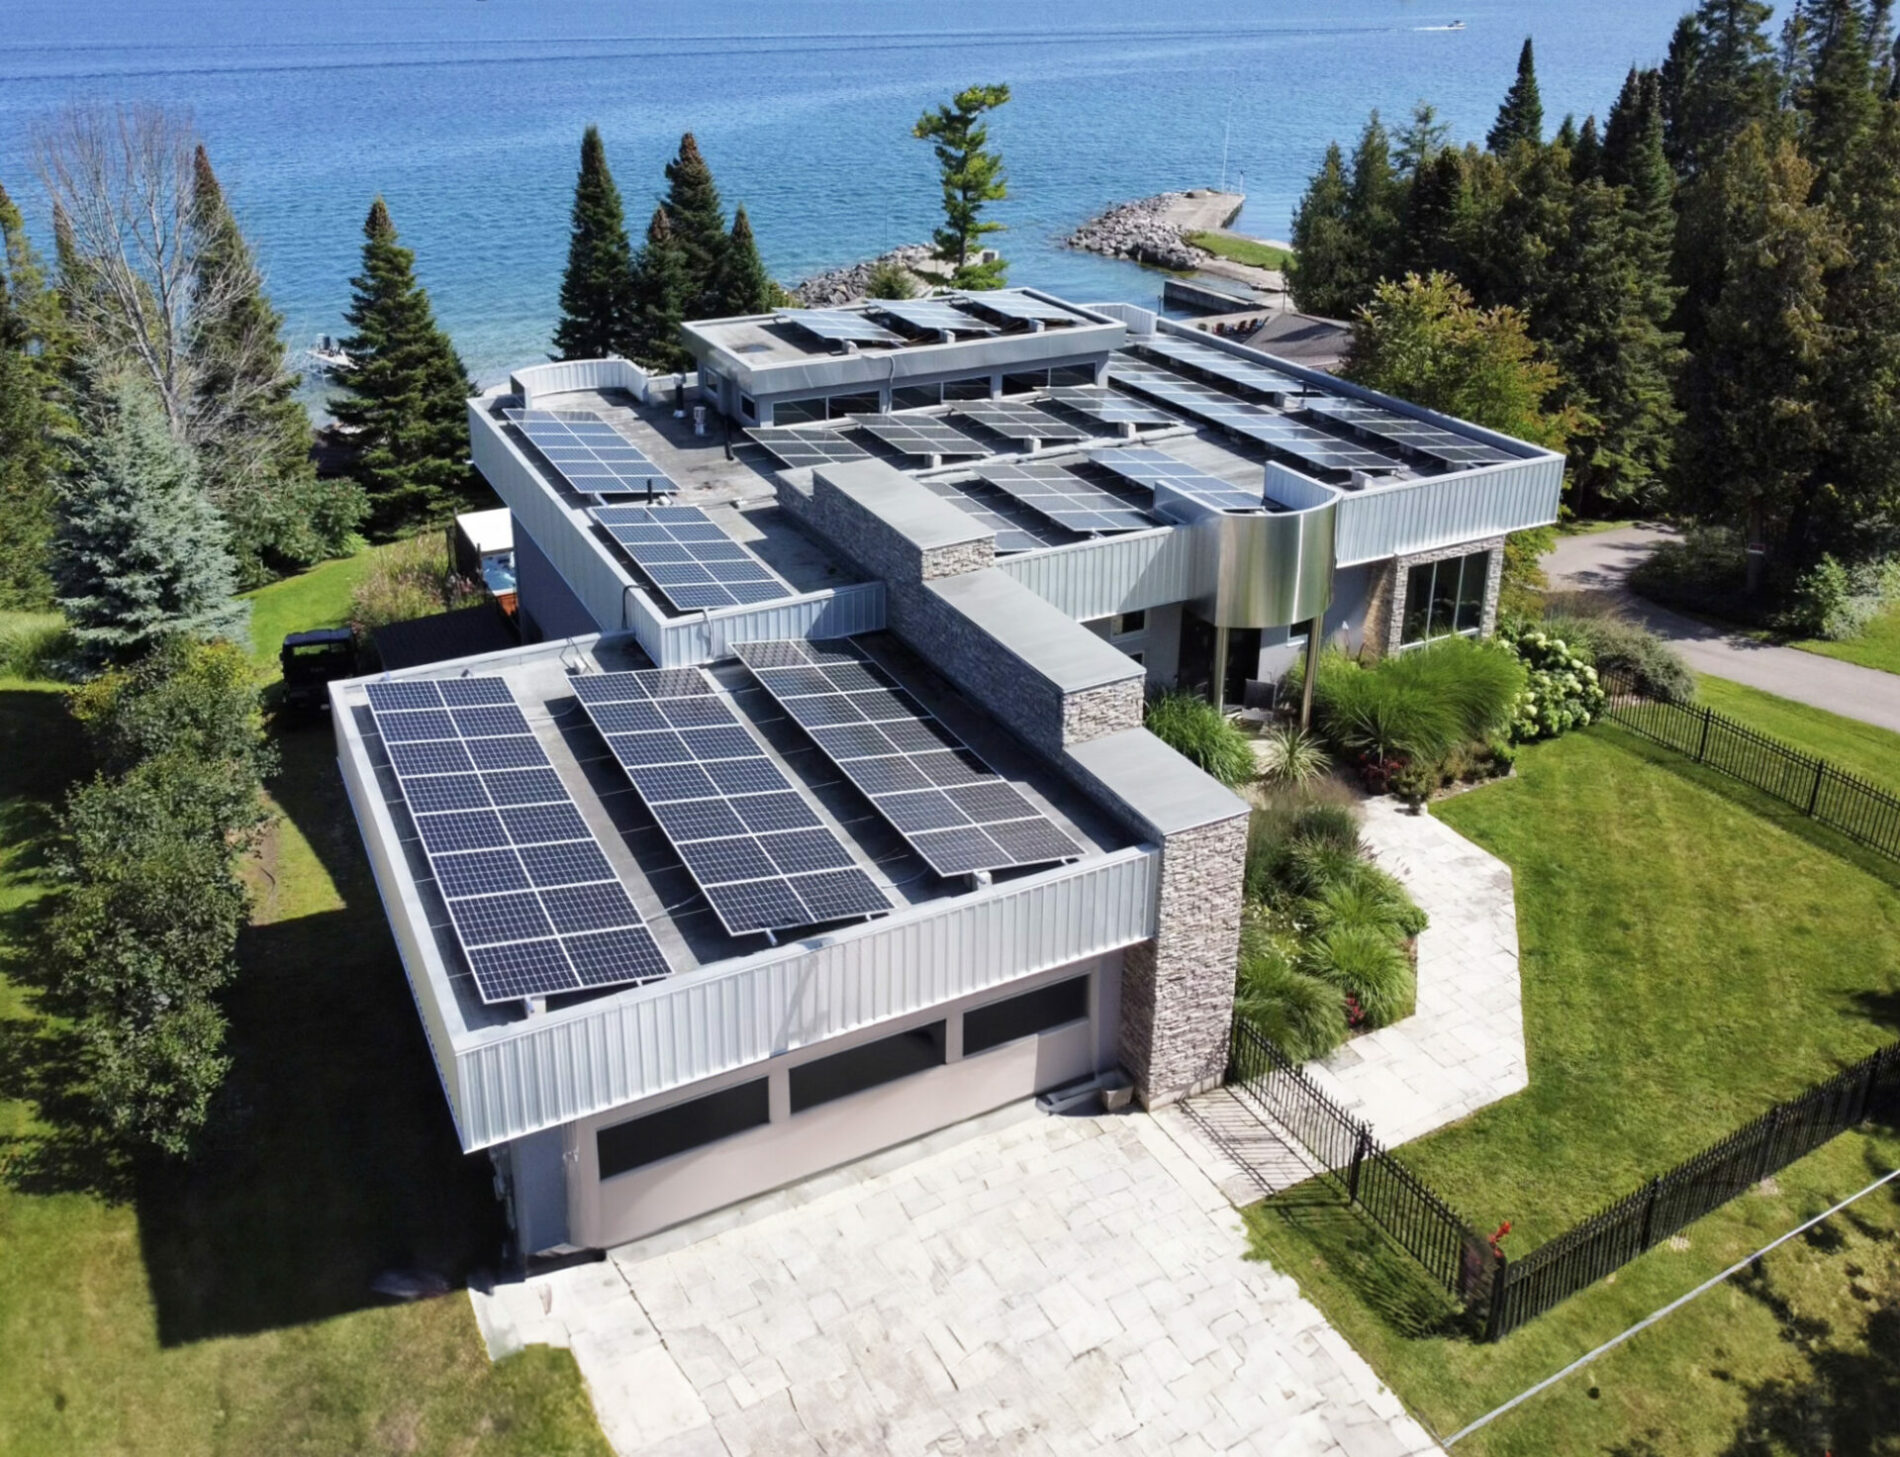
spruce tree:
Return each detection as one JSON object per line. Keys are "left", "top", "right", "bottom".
{"left": 1346, "top": 111, "right": 1404, "bottom": 283}
{"left": 0, "top": 180, "right": 68, "bottom": 610}
{"left": 330, "top": 199, "right": 474, "bottom": 537}
{"left": 1488, "top": 38, "right": 1546, "bottom": 152}
{"left": 630, "top": 207, "right": 692, "bottom": 372}
{"left": 187, "top": 147, "right": 359, "bottom": 580}
{"left": 1287, "top": 143, "right": 1358, "bottom": 316}
{"left": 714, "top": 205, "right": 777, "bottom": 316}
{"left": 1784, "top": 0, "right": 1887, "bottom": 190}
{"left": 1394, "top": 101, "right": 1451, "bottom": 175}
{"left": 1401, "top": 149, "right": 1469, "bottom": 280}
{"left": 1659, "top": 0, "right": 1780, "bottom": 178}
{"left": 661, "top": 134, "right": 730, "bottom": 317}
{"left": 53, "top": 372, "right": 245, "bottom": 666}
{"left": 553, "top": 126, "right": 638, "bottom": 359}
{"left": 1571, "top": 115, "right": 1604, "bottom": 180}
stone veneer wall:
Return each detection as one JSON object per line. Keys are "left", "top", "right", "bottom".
{"left": 1381, "top": 534, "right": 1508, "bottom": 657}
{"left": 1359, "top": 560, "right": 1397, "bottom": 661}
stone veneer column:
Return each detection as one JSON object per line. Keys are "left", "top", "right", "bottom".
{"left": 1382, "top": 534, "right": 1508, "bottom": 657}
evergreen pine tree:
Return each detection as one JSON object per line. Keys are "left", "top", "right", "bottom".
{"left": 913, "top": 85, "right": 1012, "bottom": 289}
{"left": 1571, "top": 116, "right": 1604, "bottom": 180}
{"left": 1784, "top": 0, "right": 1887, "bottom": 190}
{"left": 0, "top": 180, "right": 68, "bottom": 609}
{"left": 1401, "top": 149, "right": 1469, "bottom": 280}
{"left": 1287, "top": 143, "right": 1359, "bottom": 316}
{"left": 553, "top": 125, "right": 639, "bottom": 359}
{"left": 630, "top": 208, "right": 692, "bottom": 372}
{"left": 1488, "top": 38, "right": 1546, "bottom": 152}
{"left": 1345, "top": 111, "right": 1404, "bottom": 286}
{"left": 662, "top": 134, "right": 730, "bottom": 317}
{"left": 1394, "top": 101, "right": 1451, "bottom": 175}
{"left": 53, "top": 372, "right": 245, "bottom": 666}
{"left": 187, "top": 147, "right": 359, "bottom": 581}
{"left": 330, "top": 199, "right": 474, "bottom": 537}
{"left": 714, "top": 205, "right": 777, "bottom": 316}
{"left": 1659, "top": 0, "right": 1780, "bottom": 178}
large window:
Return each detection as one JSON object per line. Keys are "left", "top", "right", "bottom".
{"left": 1400, "top": 550, "right": 1491, "bottom": 645}
{"left": 964, "top": 976, "right": 1090, "bottom": 1056}
{"left": 597, "top": 1078, "right": 771, "bottom": 1180}
{"left": 789, "top": 1021, "right": 947, "bottom": 1113}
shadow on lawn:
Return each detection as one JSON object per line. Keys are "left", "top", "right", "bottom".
{"left": 133, "top": 726, "right": 503, "bottom": 1346}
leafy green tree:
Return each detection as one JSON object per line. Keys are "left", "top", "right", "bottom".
{"left": 52, "top": 372, "right": 244, "bottom": 667}
{"left": 661, "top": 133, "right": 730, "bottom": 317}
{"left": 553, "top": 125, "right": 638, "bottom": 359}
{"left": 330, "top": 199, "right": 475, "bottom": 536}
{"left": 0, "top": 179, "right": 68, "bottom": 609}
{"left": 630, "top": 207, "right": 692, "bottom": 372}
{"left": 913, "top": 83, "right": 1011, "bottom": 289}
{"left": 714, "top": 204, "right": 777, "bottom": 315}
{"left": 1488, "top": 37, "right": 1546, "bottom": 152}
{"left": 1288, "top": 143, "right": 1358, "bottom": 314}
{"left": 188, "top": 147, "right": 359, "bottom": 582}
{"left": 1659, "top": 0, "right": 1780, "bottom": 178}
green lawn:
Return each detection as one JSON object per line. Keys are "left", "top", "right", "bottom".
{"left": 1698, "top": 673, "right": 1900, "bottom": 789}
{"left": 1249, "top": 723, "right": 1900, "bottom": 1453}
{"left": 1184, "top": 230, "right": 1292, "bottom": 270}
{"left": 0, "top": 577, "right": 610, "bottom": 1456}
{"left": 1790, "top": 602, "right": 1900, "bottom": 677}
{"left": 240, "top": 545, "right": 380, "bottom": 672}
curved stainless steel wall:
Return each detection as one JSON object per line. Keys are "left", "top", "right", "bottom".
{"left": 1189, "top": 500, "right": 1337, "bottom": 629}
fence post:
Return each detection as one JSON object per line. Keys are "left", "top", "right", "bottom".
{"left": 1483, "top": 1254, "right": 1509, "bottom": 1343}
{"left": 1347, "top": 1123, "right": 1372, "bottom": 1205}
{"left": 1638, "top": 1175, "right": 1664, "bottom": 1249}
{"left": 1756, "top": 1106, "right": 1785, "bottom": 1184}
{"left": 1806, "top": 759, "right": 1825, "bottom": 817}
{"left": 1696, "top": 706, "right": 1714, "bottom": 762}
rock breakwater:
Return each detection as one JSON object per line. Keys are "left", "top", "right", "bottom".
{"left": 790, "top": 244, "right": 935, "bottom": 307}
{"left": 1066, "top": 194, "right": 1207, "bottom": 270}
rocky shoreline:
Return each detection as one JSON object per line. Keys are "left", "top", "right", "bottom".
{"left": 789, "top": 244, "right": 936, "bottom": 307}
{"left": 1064, "top": 193, "right": 1214, "bottom": 271}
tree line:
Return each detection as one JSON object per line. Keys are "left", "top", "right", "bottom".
{"left": 1288, "top": 0, "right": 1900, "bottom": 597}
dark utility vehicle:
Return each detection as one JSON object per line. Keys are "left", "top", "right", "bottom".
{"left": 280, "top": 628, "right": 357, "bottom": 714}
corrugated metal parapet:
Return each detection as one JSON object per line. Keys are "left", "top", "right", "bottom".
{"left": 1335, "top": 455, "right": 1564, "bottom": 566}
{"left": 647, "top": 581, "right": 888, "bottom": 667}
{"left": 451, "top": 845, "right": 1160, "bottom": 1149}
{"left": 510, "top": 357, "right": 651, "bottom": 406}
{"left": 996, "top": 528, "right": 1197, "bottom": 621}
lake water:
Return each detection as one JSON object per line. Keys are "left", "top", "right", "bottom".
{"left": 3, "top": 0, "right": 1694, "bottom": 386}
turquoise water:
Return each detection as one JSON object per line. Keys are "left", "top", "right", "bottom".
{"left": 3, "top": 1, "right": 1692, "bottom": 385}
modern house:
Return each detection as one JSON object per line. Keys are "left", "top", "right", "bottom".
{"left": 333, "top": 289, "right": 1561, "bottom": 1258}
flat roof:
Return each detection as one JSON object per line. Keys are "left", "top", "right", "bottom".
{"left": 336, "top": 631, "right": 1132, "bottom": 1036}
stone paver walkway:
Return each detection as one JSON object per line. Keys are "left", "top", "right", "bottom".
{"left": 1545, "top": 524, "right": 1900, "bottom": 734}
{"left": 472, "top": 1103, "right": 1440, "bottom": 1456}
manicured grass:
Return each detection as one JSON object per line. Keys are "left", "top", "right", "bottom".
{"left": 1697, "top": 673, "right": 1900, "bottom": 789}
{"left": 1184, "top": 230, "right": 1292, "bottom": 270}
{"left": 1248, "top": 723, "right": 1900, "bottom": 1451}
{"left": 240, "top": 545, "right": 378, "bottom": 674}
{"left": 0, "top": 578, "right": 611, "bottom": 1456}
{"left": 1790, "top": 602, "right": 1900, "bottom": 677}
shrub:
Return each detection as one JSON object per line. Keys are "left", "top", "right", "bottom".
{"left": 1779, "top": 554, "right": 1900, "bottom": 641}
{"left": 863, "top": 259, "right": 921, "bottom": 300}
{"left": 1541, "top": 610, "right": 1694, "bottom": 704}
{"left": 1499, "top": 624, "right": 1604, "bottom": 740}
{"left": 1300, "top": 924, "right": 1413, "bottom": 1028}
{"left": 1145, "top": 691, "right": 1255, "bottom": 787}
{"left": 1308, "top": 639, "right": 1524, "bottom": 767}
{"left": 348, "top": 532, "right": 480, "bottom": 651}
{"left": 1626, "top": 527, "right": 1771, "bottom": 624}
{"left": 1236, "top": 926, "right": 1349, "bottom": 1062}
{"left": 1255, "top": 724, "right": 1331, "bottom": 786}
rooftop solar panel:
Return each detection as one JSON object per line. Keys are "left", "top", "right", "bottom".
{"left": 954, "top": 398, "right": 1095, "bottom": 442}
{"left": 1298, "top": 396, "right": 1514, "bottom": 469}
{"left": 1088, "top": 446, "right": 1263, "bottom": 514}
{"left": 872, "top": 298, "right": 1001, "bottom": 336}
{"left": 913, "top": 477, "right": 1065, "bottom": 553}
{"left": 365, "top": 674, "right": 670, "bottom": 1004}
{"left": 503, "top": 409, "right": 676, "bottom": 498}
{"left": 732, "top": 640, "right": 1084, "bottom": 879}
{"left": 1042, "top": 385, "right": 1180, "bottom": 427}
{"left": 954, "top": 291, "right": 1086, "bottom": 326}
{"left": 782, "top": 309, "right": 905, "bottom": 347}
{"left": 850, "top": 413, "right": 991, "bottom": 459}
{"left": 1135, "top": 334, "right": 1320, "bottom": 401}
{"left": 570, "top": 667, "right": 893, "bottom": 936}
{"left": 973, "top": 460, "right": 1155, "bottom": 533}
{"left": 746, "top": 425, "right": 873, "bottom": 470}
{"left": 590, "top": 505, "right": 792, "bottom": 612}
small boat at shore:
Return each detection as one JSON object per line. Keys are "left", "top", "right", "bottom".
{"left": 1417, "top": 20, "right": 1466, "bottom": 30}
{"left": 304, "top": 334, "right": 354, "bottom": 378}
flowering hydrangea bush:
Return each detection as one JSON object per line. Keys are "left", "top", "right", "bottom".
{"left": 1500, "top": 626, "right": 1605, "bottom": 741}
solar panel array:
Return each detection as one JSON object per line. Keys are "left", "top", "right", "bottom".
{"left": 1089, "top": 446, "right": 1263, "bottom": 513}
{"left": 1299, "top": 397, "right": 1514, "bottom": 469}
{"left": 974, "top": 460, "right": 1154, "bottom": 533}
{"left": 916, "top": 476, "right": 1067, "bottom": 554}
{"left": 851, "top": 413, "right": 990, "bottom": 459}
{"left": 747, "top": 425, "right": 872, "bottom": 470}
{"left": 783, "top": 309, "right": 905, "bottom": 347}
{"left": 504, "top": 409, "right": 674, "bottom": 497}
{"left": 366, "top": 676, "right": 670, "bottom": 1004}
{"left": 1109, "top": 357, "right": 1405, "bottom": 478}
{"left": 873, "top": 298, "right": 1000, "bottom": 336}
{"left": 1135, "top": 334, "right": 1318, "bottom": 402}
{"left": 957, "top": 291, "right": 1084, "bottom": 326}
{"left": 732, "top": 640, "right": 1084, "bottom": 878}
{"left": 1043, "top": 385, "right": 1179, "bottom": 427}
{"left": 572, "top": 669, "right": 892, "bottom": 935}
{"left": 955, "top": 398, "right": 1094, "bottom": 442}
{"left": 591, "top": 505, "right": 789, "bottom": 611}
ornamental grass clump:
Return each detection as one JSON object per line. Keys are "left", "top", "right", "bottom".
{"left": 1300, "top": 924, "right": 1413, "bottom": 1028}
{"left": 1144, "top": 691, "right": 1255, "bottom": 787}
{"left": 1255, "top": 724, "right": 1331, "bottom": 786}
{"left": 1305, "top": 637, "right": 1524, "bottom": 765}
{"left": 1235, "top": 920, "right": 1348, "bottom": 1062}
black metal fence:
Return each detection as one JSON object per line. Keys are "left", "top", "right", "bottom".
{"left": 1227, "top": 1019, "right": 1494, "bottom": 1306}
{"left": 1600, "top": 668, "right": 1900, "bottom": 863}
{"left": 1230, "top": 1017, "right": 1900, "bottom": 1341}
{"left": 1485, "top": 1042, "right": 1900, "bottom": 1338}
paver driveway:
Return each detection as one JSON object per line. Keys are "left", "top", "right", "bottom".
{"left": 474, "top": 1106, "right": 1438, "bottom": 1456}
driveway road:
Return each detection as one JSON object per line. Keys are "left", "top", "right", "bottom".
{"left": 1544, "top": 525, "right": 1900, "bottom": 734}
